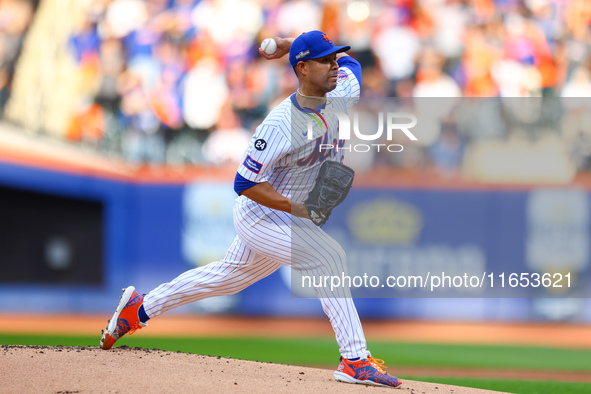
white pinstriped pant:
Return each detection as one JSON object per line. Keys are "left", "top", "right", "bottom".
{"left": 143, "top": 202, "right": 368, "bottom": 360}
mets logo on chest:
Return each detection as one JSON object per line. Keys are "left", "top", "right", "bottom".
{"left": 296, "top": 130, "right": 345, "bottom": 167}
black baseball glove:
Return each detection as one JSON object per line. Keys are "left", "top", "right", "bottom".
{"left": 304, "top": 160, "right": 355, "bottom": 226}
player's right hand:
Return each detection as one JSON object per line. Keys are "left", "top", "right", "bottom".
{"left": 259, "top": 37, "right": 294, "bottom": 60}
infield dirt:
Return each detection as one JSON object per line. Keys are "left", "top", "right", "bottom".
{"left": 1, "top": 345, "right": 507, "bottom": 394}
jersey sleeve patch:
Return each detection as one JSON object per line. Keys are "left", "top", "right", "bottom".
{"left": 254, "top": 139, "right": 267, "bottom": 151}
{"left": 337, "top": 69, "right": 348, "bottom": 81}
{"left": 243, "top": 155, "right": 263, "bottom": 174}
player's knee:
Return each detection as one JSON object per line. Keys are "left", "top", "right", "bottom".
{"left": 321, "top": 243, "right": 348, "bottom": 275}
{"left": 334, "top": 244, "right": 347, "bottom": 266}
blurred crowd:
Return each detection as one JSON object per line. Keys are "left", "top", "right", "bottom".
{"left": 0, "top": 0, "right": 35, "bottom": 117}
{"left": 2, "top": 0, "right": 591, "bottom": 176}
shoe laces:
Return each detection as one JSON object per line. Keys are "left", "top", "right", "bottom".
{"left": 127, "top": 320, "right": 147, "bottom": 336}
{"left": 127, "top": 325, "right": 141, "bottom": 336}
{"left": 367, "top": 356, "right": 387, "bottom": 374}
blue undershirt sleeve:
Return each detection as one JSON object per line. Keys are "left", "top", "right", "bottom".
{"left": 337, "top": 56, "right": 362, "bottom": 86}
{"left": 234, "top": 172, "right": 259, "bottom": 195}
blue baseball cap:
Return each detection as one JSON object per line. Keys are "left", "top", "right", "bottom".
{"left": 289, "top": 30, "right": 350, "bottom": 67}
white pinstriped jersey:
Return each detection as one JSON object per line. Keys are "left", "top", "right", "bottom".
{"left": 236, "top": 63, "right": 360, "bottom": 211}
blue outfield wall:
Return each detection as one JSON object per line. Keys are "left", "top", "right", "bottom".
{"left": 0, "top": 161, "right": 589, "bottom": 323}
{"left": 0, "top": 162, "right": 183, "bottom": 314}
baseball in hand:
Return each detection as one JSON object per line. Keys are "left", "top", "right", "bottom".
{"left": 260, "top": 38, "right": 277, "bottom": 55}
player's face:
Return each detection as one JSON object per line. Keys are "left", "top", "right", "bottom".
{"left": 306, "top": 54, "right": 339, "bottom": 95}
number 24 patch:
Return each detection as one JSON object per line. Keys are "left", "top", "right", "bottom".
{"left": 254, "top": 139, "right": 267, "bottom": 151}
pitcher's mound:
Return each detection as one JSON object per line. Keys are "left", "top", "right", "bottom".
{"left": 1, "top": 345, "right": 505, "bottom": 393}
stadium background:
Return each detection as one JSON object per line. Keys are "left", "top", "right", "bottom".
{"left": 0, "top": 0, "right": 590, "bottom": 392}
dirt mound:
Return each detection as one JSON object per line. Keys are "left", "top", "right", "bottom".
{"left": 0, "top": 345, "right": 506, "bottom": 394}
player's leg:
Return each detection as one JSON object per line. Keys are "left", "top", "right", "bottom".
{"left": 100, "top": 235, "right": 282, "bottom": 349}
{"left": 239, "top": 211, "right": 401, "bottom": 388}
{"left": 294, "top": 223, "right": 401, "bottom": 388}
{"left": 288, "top": 218, "right": 368, "bottom": 359}
{"left": 142, "top": 236, "right": 282, "bottom": 318}
{"left": 236, "top": 209, "right": 367, "bottom": 357}
{"left": 296, "top": 229, "right": 401, "bottom": 387}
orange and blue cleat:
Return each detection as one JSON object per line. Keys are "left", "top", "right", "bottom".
{"left": 334, "top": 353, "right": 402, "bottom": 388}
{"left": 100, "top": 286, "right": 147, "bottom": 350}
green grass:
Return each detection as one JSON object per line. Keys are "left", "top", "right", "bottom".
{"left": 406, "top": 377, "right": 591, "bottom": 394}
{"left": 2, "top": 334, "right": 591, "bottom": 394}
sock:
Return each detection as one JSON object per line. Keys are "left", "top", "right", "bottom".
{"left": 138, "top": 304, "right": 150, "bottom": 323}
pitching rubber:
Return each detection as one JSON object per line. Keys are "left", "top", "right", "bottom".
{"left": 334, "top": 371, "right": 402, "bottom": 388}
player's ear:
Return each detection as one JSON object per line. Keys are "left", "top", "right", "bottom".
{"left": 296, "top": 61, "right": 308, "bottom": 77}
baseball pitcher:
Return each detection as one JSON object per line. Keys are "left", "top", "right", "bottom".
{"left": 100, "top": 30, "right": 402, "bottom": 389}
